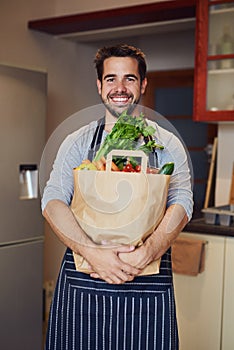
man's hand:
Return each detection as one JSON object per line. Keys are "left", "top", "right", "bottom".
{"left": 118, "top": 244, "right": 151, "bottom": 270}
{"left": 83, "top": 244, "right": 142, "bottom": 284}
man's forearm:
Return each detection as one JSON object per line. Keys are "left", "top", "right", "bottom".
{"left": 43, "top": 199, "right": 141, "bottom": 284}
{"left": 118, "top": 204, "right": 188, "bottom": 270}
{"left": 145, "top": 204, "right": 188, "bottom": 262}
{"left": 43, "top": 199, "right": 95, "bottom": 255}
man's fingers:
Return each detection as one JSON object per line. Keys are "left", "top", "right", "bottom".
{"left": 115, "top": 244, "right": 135, "bottom": 253}
{"left": 85, "top": 244, "right": 141, "bottom": 284}
{"left": 90, "top": 264, "right": 138, "bottom": 284}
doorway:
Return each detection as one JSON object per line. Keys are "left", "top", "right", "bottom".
{"left": 142, "top": 69, "right": 217, "bottom": 219}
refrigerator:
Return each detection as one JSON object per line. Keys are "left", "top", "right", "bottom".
{"left": 0, "top": 64, "right": 46, "bottom": 349}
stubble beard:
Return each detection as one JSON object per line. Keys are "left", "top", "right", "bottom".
{"left": 102, "top": 96, "right": 141, "bottom": 119}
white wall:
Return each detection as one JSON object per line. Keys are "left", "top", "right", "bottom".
{"left": 139, "top": 30, "right": 195, "bottom": 70}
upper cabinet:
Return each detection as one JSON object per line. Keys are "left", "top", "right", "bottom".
{"left": 28, "top": 0, "right": 234, "bottom": 121}
{"left": 194, "top": 0, "right": 234, "bottom": 121}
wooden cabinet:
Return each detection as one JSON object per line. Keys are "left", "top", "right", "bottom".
{"left": 173, "top": 232, "right": 234, "bottom": 349}
{"left": 194, "top": 0, "right": 234, "bottom": 121}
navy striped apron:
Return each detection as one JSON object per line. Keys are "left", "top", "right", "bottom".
{"left": 45, "top": 119, "right": 179, "bottom": 350}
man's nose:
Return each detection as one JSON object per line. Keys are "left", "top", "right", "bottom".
{"left": 115, "top": 80, "right": 127, "bottom": 93}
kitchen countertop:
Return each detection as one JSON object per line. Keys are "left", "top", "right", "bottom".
{"left": 184, "top": 217, "right": 234, "bottom": 238}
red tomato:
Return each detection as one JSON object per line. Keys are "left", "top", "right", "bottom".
{"left": 135, "top": 165, "right": 141, "bottom": 172}
{"left": 123, "top": 163, "right": 133, "bottom": 172}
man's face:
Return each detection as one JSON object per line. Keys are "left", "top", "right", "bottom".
{"left": 97, "top": 56, "right": 147, "bottom": 118}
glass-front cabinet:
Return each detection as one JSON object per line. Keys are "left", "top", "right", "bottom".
{"left": 194, "top": 0, "right": 234, "bottom": 121}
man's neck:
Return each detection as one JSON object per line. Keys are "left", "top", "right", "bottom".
{"left": 104, "top": 110, "right": 118, "bottom": 132}
{"left": 104, "top": 106, "right": 141, "bottom": 132}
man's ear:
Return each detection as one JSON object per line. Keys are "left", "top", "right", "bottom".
{"left": 97, "top": 79, "right": 102, "bottom": 95}
{"left": 141, "top": 78, "right": 147, "bottom": 94}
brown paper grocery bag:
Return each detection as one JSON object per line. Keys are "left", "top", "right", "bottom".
{"left": 71, "top": 150, "right": 170, "bottom": 276}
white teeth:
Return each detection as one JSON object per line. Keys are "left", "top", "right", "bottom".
{"left": 112, "top": 97, "right": 128, "bottom": 102}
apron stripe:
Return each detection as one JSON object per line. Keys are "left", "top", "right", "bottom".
{"left": 130, "top": 297, "right": 134, "bottom": 350}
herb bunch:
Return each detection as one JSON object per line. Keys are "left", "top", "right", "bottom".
{"left": 94, "top": 111, "right": 164, "bottom": 163}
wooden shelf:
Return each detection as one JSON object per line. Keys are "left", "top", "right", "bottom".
{"left": 208, "top": 68, "right": 234, "bottom": 74}
{"left": 28, "top": 0, "right": 196, "bottom": 36}
{"left": 210, "top": 7, "right": 234, "bottom": 14}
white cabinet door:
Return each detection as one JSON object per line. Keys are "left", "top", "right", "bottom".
{"left": 222, "top": 237, "right": 234, "bottom": 350}
{"left": 173, "top": 233, "right": 225, "bottom": 350}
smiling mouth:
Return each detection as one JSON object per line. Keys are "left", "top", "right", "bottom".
{"left": 110, "top": 94, "right": 132, "bottom": 105}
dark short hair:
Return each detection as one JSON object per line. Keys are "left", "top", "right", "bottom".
{"left": 94, "top": 44, "right": 147, "bottom": 83}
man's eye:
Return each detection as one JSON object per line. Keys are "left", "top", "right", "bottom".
{"left": 126, "top": 77, "right": 135, "bottom": 82}
{"left": 106, "top": 78, "right": 115, "bottom": 83}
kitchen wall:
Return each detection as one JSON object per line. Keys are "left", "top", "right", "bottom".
{"left": 0, "top": 0, "right": 100, "bottom": 137}
{"left": 1, "top": 0, "right": 233, "bottom": 283}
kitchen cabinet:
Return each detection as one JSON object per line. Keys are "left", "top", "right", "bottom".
{"left": 173, "top": 232, "right": 224, "bottom": 350}
{"left": 194, "top": 0, "right": 234, "bottom": 122}
{"left": 222, "top": 236, "right": 234, "bottom": 350}
{"left": 173, "top": 232, "right": 234, "bottom": 349}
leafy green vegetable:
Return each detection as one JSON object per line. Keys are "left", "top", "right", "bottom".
{"left": 93, "top": 111, "right": 164, "bottom": 161}
{"left": 139, "top": 140, "right": 164, "bottom": 155}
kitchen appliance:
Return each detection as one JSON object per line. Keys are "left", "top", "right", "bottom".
{"left": 0, "top": 64, "right": 46, "bottom": 349}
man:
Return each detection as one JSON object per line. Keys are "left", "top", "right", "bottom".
{"left": 42, "top": 44, "right": 193, "bottom": 349}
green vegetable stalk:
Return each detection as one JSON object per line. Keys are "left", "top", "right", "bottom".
{"left": 93, "top": 111, "right": 164, "bottom": 162}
